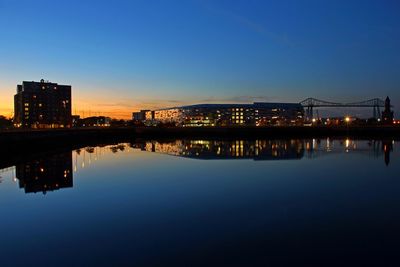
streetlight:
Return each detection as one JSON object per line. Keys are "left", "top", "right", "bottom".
{"left": 345, "top": 116, "right": 351, "bottom": 136}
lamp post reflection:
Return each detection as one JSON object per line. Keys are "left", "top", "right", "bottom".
{"left": 382, "top": 140, "right": 393, "bottom": 166}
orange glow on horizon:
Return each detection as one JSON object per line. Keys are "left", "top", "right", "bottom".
{"left": 0, "top": 94, "right": 190, "bottom": 120}
{"left": 0, "top": 84, "right": 303, "bottom": 120}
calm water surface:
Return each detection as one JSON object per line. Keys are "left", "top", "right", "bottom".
{"left": 0, "top": 138, "right": 399, "bottom": 266}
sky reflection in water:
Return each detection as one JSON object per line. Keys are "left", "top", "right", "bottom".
{"left": 0, "top": 138, "right": 398, "bottom": 266}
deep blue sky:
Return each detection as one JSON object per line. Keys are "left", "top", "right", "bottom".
{"left": 0, "top": 0, "right": 399, "bottom": 118}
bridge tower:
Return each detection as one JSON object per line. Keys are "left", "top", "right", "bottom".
{"left": 381, "top": 96, "right": 394, "bottom": 124}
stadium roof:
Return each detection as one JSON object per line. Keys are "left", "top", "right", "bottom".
{"left": 153, "top": 102, "right": 302, "bottom": 111}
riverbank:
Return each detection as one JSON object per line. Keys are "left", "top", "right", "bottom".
{"left": 0, "top": 126, "right": 400, "bottom": 147}
{"left": 1, "top": 125, "right": 399, "bottom": 150}
{"left": 0, "top": 125, "right": 399, "bottom": 170}
{"left": 0, "top": 127, "right": 134, "bottom": 150}
{"left": 135, "top": 125, "right": 400, "bottom": 139}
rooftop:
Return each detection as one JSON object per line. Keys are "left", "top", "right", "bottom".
{"left": 153, "top": 102, "right": 303, "bottom": 111}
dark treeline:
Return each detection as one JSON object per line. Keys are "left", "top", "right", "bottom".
{"left": 0, "top": 116, "right": 13, "bottom": 129}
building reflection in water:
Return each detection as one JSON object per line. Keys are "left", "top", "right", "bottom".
{"left": 133, "top": 139, "right": 305, "bottom": 160}
{"left": 133, "top": 138, "right": 394, "bottom": 165}
{"left": 15, "top": 152, "right": 73, "bottom": 194}
{"left": 2, "top": 138, "right": 394, "bottom": 195}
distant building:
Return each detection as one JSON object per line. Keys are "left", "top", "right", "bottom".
{"left": 145, "top": 102, "right": 304, "bottom": 126}
{"left": 381, "top": 96, "right": 394, "bottom": 125}
{"left": 14, "top": 79, "right": 72, "bottom": 128}
{"left": 72, "top": 115, "right": 81, "bottom": 127}
{"left": 132, "top": 110, "right": 150, "bottom": 122}
{"left": 76, "top": 116, "right": 111, "bottom": 127}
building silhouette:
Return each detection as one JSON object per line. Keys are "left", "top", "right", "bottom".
{"left": 14, "top": 79, "right": 72, "bottom": 128}
{"left": 75, "top": 116, "right": 111, "bottom": 127}
{"left": 132, "top": 110, "right": 150, "bottom": 122}
{"left": 15, "top": 152, "right": 73, "bottom": 194}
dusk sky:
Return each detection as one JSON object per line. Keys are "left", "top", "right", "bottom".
{"left": 0, "top": 0, "right": 399, "bottom": 119}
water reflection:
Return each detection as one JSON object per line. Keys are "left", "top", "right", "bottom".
{"left": 133, "top": 138, "right": 394, "bottom": 165}
{"left": 0, "top": 138, "right": 395, "bottom": 194}
{"left": 383, "top": 140, "right": 393, "bottom": 166}
{"left": 0, "top": 138, "right": 398, "bottom": 266}
{"left": 16, "top": 152, "right": 73, "bottom": 194}
{"left": 132, "top": 139, "right": 305, "bottom": 160}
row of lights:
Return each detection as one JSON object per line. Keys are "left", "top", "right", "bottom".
{"left": 311, "top": 116, "right": 352, "bottom": 123}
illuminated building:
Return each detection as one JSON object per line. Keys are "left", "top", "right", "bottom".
{"left": 14, "top": 79, "right": 72, "bottom": 128}
{"left": 253, "top": 102, "right": 305, "bottom": 126}
{"left": 145, "top": 102, "right": 304, "bottom": 126}
{"left": 381, "top": 96, "right": 394, "bottom": 125}
{"left": 15, "top": 152, "right": 73, "bottom": 194}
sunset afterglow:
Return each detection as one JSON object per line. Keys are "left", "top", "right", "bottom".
{"left": 1, "top": 0, "right": 399, "bottom": 119}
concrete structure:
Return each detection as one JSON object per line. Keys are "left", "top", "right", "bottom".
{"left": 132, "top": 110, "right": 150, "bottom": 122}
{"left": 14, "top": 79, "right": 72, "bottom": 128}
{"left": 145, "top": 102, "right": 304, "bottom": 126}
